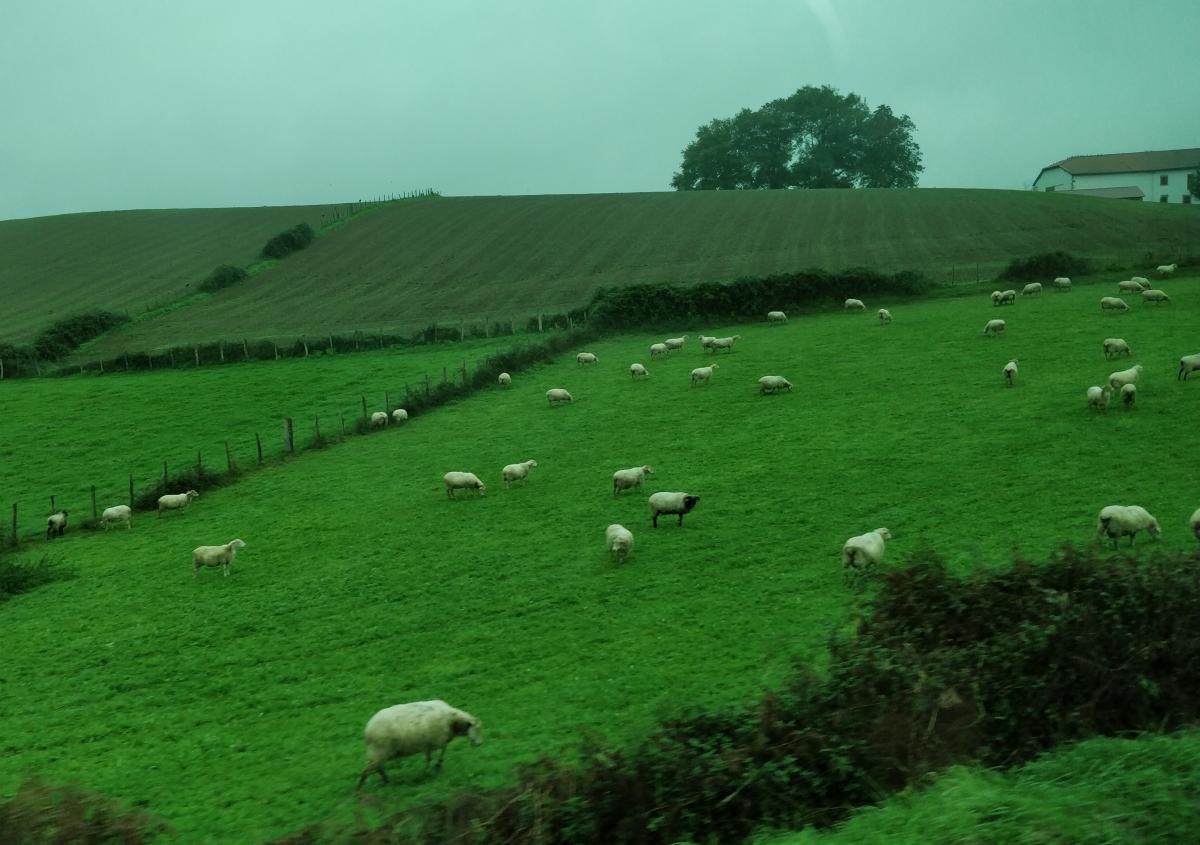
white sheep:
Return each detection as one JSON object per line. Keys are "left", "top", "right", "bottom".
{"left": 613, "top": 465, "right": 653, "bottom": 496}
{"left": 1156, "top": 263, "right": 1177, "bottom": 277}
{"left": 1178, "top": 353, "right": 1200, "bottom": 381}
{"left": 1131, "top": 276, "right": 1150, "bottom": 289}
{"left": 1003, "top": 359, "right": 1018, "bottom": 387}
{"left": 498, "top": 372, "right": 511, "bottom": 388}
{"left": 501, "top": 459, "right": 537, "bottom": 488}
{"left": 690, "top": 364, "right": 719, "bottom": 385}
{"left": 1021, "top": 283, "right": 1042, "bottom": 296}
{"left": 767, "top": 311, "right": 787, "bottom": 324}
{"left": 648, "top": 491, "right": 700, "bottom": 527}
{"left": 444, "top": 472, "right": 486, "bottom": 499}
{"left": 1086, "top": 385, "right": 1112, "bottom": 411}
{"left": 630, "top": 363, "right": 649, "bottom": 379}
{"left": 391, "top": 409, "right": 409, "bottom": 424}
{"left": 605, "top": 524, "right": 634, "bottom": 563}
{"left": 1000, "top": 289, "right": 1017, "bottom": 304}
{"left": 990, "top": 290, "right": 1003, "bottom": 306}
{"left": 546, "top": 388, "right": 573, "bottom": 405}
{"left": 1117, "top": 280, "right": 1144, "bottom": 294}
{"left": 663, "top": 336, "right": 687, "bottom": 350}
{"left": 758, "top": 375, "right": 792, "bottom": 394}
{"left": 1096, "top": 505, "right": 1160, "bottom": 549}
{"left": 192, "top": 539, "right": 246, "bottom": 577}
{"left": 1100, "top": 296, "right": 1129, "bottom": 312}
{"left": 371, "top": 411, "right": 388, "bottom": 427}
{"left": 983, "top": 319, "right": 1006, "bottom": 336}
{"left": 650, "top": 342, "right": 670, "bottom": 358}
{"left": 576, "top": 352, "right": 598, "bottom": 366}
{"left": 356, "top": 700, "right": 482, "bottom": 788}
{"left": 845, "top": 298, "right": 866, "bottom": 311}
{"left": 1108, "top": 364, "right": 1143, "bottom": 391}
{"left": 1102, "top": 338, "right": 1131, "bottom": 359}
{"left": 842, "top": 528, "right": 892, "bottom": 576}
{"left": 1053, "top": 277, "right": 1072, "bottom": 291}
{"left": 158, "top": 490, "right": 199, "bottom": 517}
{"left": 101, "top": 505, "right": 132, "bottom": 530}
{"left": 1191, "top": 507, "right": 1200, "bottom": 543}
{"left": 709, "top": 335, "right": 741, "bottom": 353}
{"left": 1141, "top": 289, "right": 1171, "bottom": 304}
{"left": 46, "top": 511, "right": 68, "bottom": 539}
{"left": 1120, "top": 383, "right": 1136, "bottom": 409}
{"left": 698, "top": 336, "right": 717, "bottom": 351}
{"left": 877, "top": 308, "right": 893, "bottom": 324}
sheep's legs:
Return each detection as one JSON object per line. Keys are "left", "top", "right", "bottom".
{"left": 436, "top": 746, "right": 447, "bottom": 769}
{"left": 356, "top": 762, "right": 388, "bottom": 790}
{"left": 677, "top": 514, "right": 684, "bottom": 526}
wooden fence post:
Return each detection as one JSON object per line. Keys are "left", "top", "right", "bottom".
{"left": 303, "top": 340, "right": 309, "bottom": 358}
{"left": 219, "top": 343, "right": 225, "bottom": 363}
{"left": 124, "top": 353, "right": 130, "bottom": 371}
{"left": 255, "top": 433, "right": 263, "bottom": 464}
{"left": 273, "top": 343, "right": 280, "bottom": 361}
{"left": 328, "top": 335, "right": 334, "bottom": 354}
{"left": 129, "top": 474, "right": 135, "bottom": 508}
{"left": 243, "top": 339, "right": 249, "bottom": 360}
{"left": 196, "top": 450, "right": 203, "bottom": 474}
{"left": 361, "top": 396, "right": 369, "bottom": 422}
{"left": 169, "top": 349, "right": 176, "bottom": 367}
{"left": 378, "top": 334, "right": 384, "bottom": 350}
{"left": 384, "top": 392, "right": 391, "bottom": 414}
{"left": 424, "top": 374, "right": 431, "bottom": 396}
{"left": 340, "top": 412, "right": 346, "bottom": 435}
{"left": 224, "top": 441, "right": 234, "bottom": 473}
{"left": 50, "top": 495, "right": 56, "bottom": 513}
{"left": 1, "top": 358, "right": 6, "bottom": 380}
{"left": 99, "top": 360, "right": 105, "bottom": 374}
{"left": 194, "top": 346, "right": 200, "bottom": 367}
{"left": 283, "top": 418, "right": 294, "bottom": 453}
{"left": 538, "top": 313, "right": 543, "bottom": 332}
{"left": 163, "top": 461, "right": 169, "bottom": 486}
{"left": 91, "top": 485, "right": 97, "bottom": 519}
{"left": 314, "top": 415, "right": 321, "bottom": 440}
{"left": 405, "top": 383, "right": 411, "bottom": 401}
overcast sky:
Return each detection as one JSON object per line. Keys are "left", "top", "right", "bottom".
{"left": 2, "top": 0, "right": 1197, "bottom": 221}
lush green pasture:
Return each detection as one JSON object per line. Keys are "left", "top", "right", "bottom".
{"left": 83, "top": 189, "right": 1200, "bottom": 357}
{"left": 2, "top": 277, "right": 1199, "bottom": 843}
{"left": 758, "top": 730, "right": 1200, "bottom": 845}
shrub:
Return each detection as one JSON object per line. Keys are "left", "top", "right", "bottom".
{"left": 0, "top": 778, "right": 168, "bottom": 843}
{"left": 999, "top": 251, "right": 1091, "bottom": 282}
{"left": 31, "top": 311, "right": 130, "bottom": 361}
{"left": 0, "top": 552, "right": 74, "bottom": 601}
{"left": 261, "top": 222, "right": 316, "bottom": 260}
{"left": 198, "top": 264, "right": 249, "bottom": 293}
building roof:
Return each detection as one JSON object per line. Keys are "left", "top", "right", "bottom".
{"left": 1056, "top": 185, "right": 1146, "bottom": 199}
{"left": 1042, "top": 148, "right": 1200, "bottom": 177}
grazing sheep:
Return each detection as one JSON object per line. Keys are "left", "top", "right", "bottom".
{"left": 444, "top": 472, "right": 486, "bottom": 499}
{"left": 842, "top": 528, "right": 892, "bottom": 576}
{"left": 767, "top": 311, "right": 787, "bottom": 324}
{"left": 1178, "top": 353, "right": 1200, "bottom": 381}
{"left": 1108, "top": 364, "right": 1143, "bottom": 392}
{"left": 1131, "top": 276, "right": 1150, "bottom": 289}
{"left": 690, "top": 364, "right": 719, "bottom": 385}
{"left": 46, "top": 511, "right": 68, "bottom": 539}
{"left": 546, "top": 388, "right": 573, "bottom": 405}
{"left": 158, "top": 490, "right": 199, "bottom": 517}
{"left": 1086, "top": 385, "right": 1112, "bottom": 411}
{"left": 1141, "top": 289, "right": 1171, "bottom": 304}
{"left": 101, "top": 505, "right": 132, "bottom": 530}
{"left": 1003, "top": 359, "right": 1018, "bottom": 387}
{"left": 576, "top": 352, "right": 598, "bottom": 366}
{"left": 498, "top": 372, "right": 511, "bottom": 388}
{"left": 845, "top": 298, "right": 866, "bottom": 312}
{"left": 758, "top": 375, "right": 792, "bottom": 394}
{"left": 1156, "top": 263, "right": 1177, "bottom": 277}
{"left": 613, "top": 465, "right": 653, "bottom": 496}
{"left": 709, "top": 335, "right": 741, "bottom": 353}
{"left": 1096, "top": 505, "right": 1160, "bottom": 549}
{"left": 990, "top": 290, "right": 1003, "bottom": 306}
{"left": 983, "top": 319, "right": 1006, "bottom": 336}
{"left": 1120, "top": 383, "right": 1136, "bottom": 409}
{"left": 1117, "top": 280, "right": 1144, "bottom": 294}
{"left": 1000, "top": 289, "right": 1017, "bottom": 304}
{"left": 1102, "top": 338, "right": 1131, "bottom": 359}
{"left": 371, "top": 411, "right": 388, "bottom": 427}
{"left": 605, "top": 524, "right": 634, "bottom": 562}
{"left": 391, "top": 409, "right": 408, "bottom": 424}
{"left": 501, "top": 459, "right": 537, "bottom": 488}
{"left": 356, "top": 700, "right": 482, "bottom": 789}
{"left": 630, "top": 363, "right": 649, "bottom": 379}
{"left": 663, "top": 336, "right": 687, "bottom": 350}
{"left": 877, "top": 308, "right": 893, "bottom": 324}
{"left": 1100, "top": 296, "right": 1129, "bottom": 312}
{"left": 699, "top": 335, "right": 717, "bottom": 350}
{"left": 648, "top": 491, "right": 700, "bottom": 528}
{"left": 1053, "top": 277, "right": 1072, "bottom": 291}
{"left": 1191, "top": 507, "right": 1200, "bottom": 543}
{"left": 1022, "top": 282, "right": 1042, "bottom": 296}
{"left": 192, "top": 539, "right": 246, "bottom": 577}
{"left": 650, "top": 342, "right": 670, "bottom": 358}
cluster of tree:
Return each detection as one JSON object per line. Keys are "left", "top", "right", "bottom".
{"left": 671, "top": 84, "right": 922, "bottom": 191}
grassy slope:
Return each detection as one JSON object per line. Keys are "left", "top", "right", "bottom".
{"left": 0, "top": 205, "right": 337, "bottom": 345}
{"left": 2, "top": 276, "right": 1199, "bottom": 843}
{"left": 758, "top": 730, "right": 1200, "bottom": 845}
{"left": 80, "top": 189, "right": 1200, "bottom": 357}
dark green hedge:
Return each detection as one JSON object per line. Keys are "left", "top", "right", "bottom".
{"left": 999, "top": 251, "right": 1091, "bottom": 282}
{"left": 199, "top": 264, "right": 249, "bottom": 293}
{"left": 30, "top": 311, "right": 130, "bottom": 362}
{"left": 261, "top": 222, "right": 315, "bottom": 259}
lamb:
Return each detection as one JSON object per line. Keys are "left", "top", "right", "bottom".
{"left": 1021, "top": 282, "right": 1042, "bottom": 296}
{"left": 758, "top": 375, "right": 792, "bottom": 394}
{"left": 983, "top": 319, "right": 1006, "bottom": 336}
{"left": 192, "top": 539, "right": 246, "bottom": 577}
{"left": 1000, "top": 289, "right": 1017, "bottom": 304}
{"left": 767, "top": 311, "right": 787, "bottom": 324}
{"left": 501, "top": 459, "right": 537, "bottom": 488}
{"left": 1053, "top": 277, "right": 1072, "bottom": 291}
{"left": 371, "top": 411, "right": 388, "bottom": 427}
{"left": 1120, "top": 383, "right": 1136, "bottom": 409}
{"left": 1003, "top": 359, "right": 1018, "bottom": 387}
{"left": 1130, "top": 276, "right": 1150, "bottom": 289}
{"left": 1156, "top": 263, "right": 1177, "bottom": 277}
{"left": 663, "top": 336, "right": 687, "bottom": 350}
{"left": 990, "top": 290, "right": 1003, "bottom": 306}
{"left": 1178, "top": 353, "right": 1200, "bottom": 381}
{"left": 842, "top": 528, "right": 892, "bottom": 576}
{"left": 576, "top": 352, "right": 598, "bottom": 366}
{"left": 46, "top": 511, "right": 68, "bottom": 539}
{"left": 444, "top": 472, "right": 486, "bottom": 498}
{"left": 845, "top": 298, "right": 866, "bottom": 311}
{"left": 709, "top": 335, "right": 741, "bottom": 353}
{"left": 1096, "top": 505, "right": 1160, "bottom": 549}
{"left": 391, "top": 409, "right": 409, "bottom": 424}
{"left": 546, "top": 388, "right": 573, "bottom": 405}
{"left": 690, "top": 364, "right": 719, "bottom": 385}
{"left": 1191, "top": 507, "right": 1200, "bottom": 543}
{"left": 648, "top": 491, "right": 700, "bottom": 527}
{"left": 605, "top": 524, "right": 634, "bottom": 562}
{"left": 356, "top": 700, "right": 482, "bottom": 789}
{"left": 1086, "top": 385, "right": 1112, "bottom": 411}
{"left": 877, "top": 308, "right": 893, "bottom": 324}
{"left": 101, "top": 505, "right": 132, "bottom": 530}
{"left": 1107, "top": 364, "right": 1143, "bottom": 391}
{"left": 498, "top": 372, "right": 511, "bottom": 388}
{"left": 650, "top": 342, "right": 670, "bottom": 358}
{"left": 630, "top": 363, "right": 649, "bottom": 379}
{"left": 1117, "top": 280, "right": 1144, "bottom": 293}
{"left": 1141, "top": 289, "right": 1171, "bottom": 304}
{"left": 158, "top": 490, "right": 199, "bottom": 517}
{"left": 1100, "top": 296, "right": 1129, "bottom": 312}
{"left": 1102, "top": 338, "right": 1131, "bottom": 359}
{"left": 613, "top": 465, "right": 653, "bottom": 496}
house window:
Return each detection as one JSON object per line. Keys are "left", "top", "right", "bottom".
{"left": 1160, "top": 174, "right": 1169, "bottom": 186}
{"left": 1185, "top": 195, "right": 1193, "bottom": 205}
{"left": 1044, "top": 186, "right": 1055, "bottom": 192}
{"left": 1189, "top": 173, "right": 1198, "bottom": 194}
{"left": 1160, "top": 195, "right": 1169, "bottom": 203}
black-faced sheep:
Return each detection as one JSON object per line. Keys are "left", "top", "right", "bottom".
{"left": 649, "top": 491, "right": 700, "bottom": 527}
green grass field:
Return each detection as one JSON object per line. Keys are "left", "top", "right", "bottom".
{"left": 49, "top": 189, "right": 1200, "bottom": 361}
{"left": 2, "top": 274, "right": 1198, "bottom": 843}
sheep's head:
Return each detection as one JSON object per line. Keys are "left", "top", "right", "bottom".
{"left": 453, "top": 715, "right": 483, "bottom": 746}
{"left": 682, "top": 495, "right": 700, "bottom": 513}
{"left": 230, "top": 539, "right": 246, "bottom": 551}
{"left": 526, "top": 460, "right": 538, "bottom": 468}
{"left": 642, "top": 465, "right": 654, "bottom": 475}
{"left": 875, "top": 528, "right": 892, "bottom": 540}
{"left": 187, "top": 490, "right": 200, "bottom": 499}
{"left": 1148, "top": 519, "right": 1161, "bottom": 539}
{"left": 711, "top": 363, "right": 720, "bottom": 370}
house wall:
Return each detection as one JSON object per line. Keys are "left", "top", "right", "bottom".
{"left": 1034, "top": 167, "right": 1197, "bottom": 203}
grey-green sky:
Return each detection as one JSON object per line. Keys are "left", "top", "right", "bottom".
{"left": 2, "top": 0, "right": 1197, "bottom": 221}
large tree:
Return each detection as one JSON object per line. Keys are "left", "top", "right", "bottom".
{"left": 671, "top": 85, "right": 922, "bottom": 191}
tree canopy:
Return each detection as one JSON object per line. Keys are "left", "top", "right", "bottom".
{"left": 671, "top": 85, "right": 923, "bottom": 191}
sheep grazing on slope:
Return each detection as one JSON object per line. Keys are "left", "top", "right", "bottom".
{"left": 192, "top": 539, "right": 246, "bottom": 577}
{"left": 546, "top": 388, "right": 573, "bottom": 405}
{"left": 1191, "top": 508, "right": 1200, "bottom": 543}
{"left": 1117, "top": 280, "right": 1144, "bottom": 294}
{"left": 1096, "top": 505, "right": 1160, "bottom": 549}
{"left": 1102, "top": 338, "right": 1131, "bottom": 359}
{"left": 46, "top": 511, "right": 68, "bottom": 539}
{"left": 1053, "top": 277, "right": 1072, "bottom": 291}
{"left": 605, "top": 524, "right": 634, "bottom": 562}
{"left": 1108, "top": 364, "right": 1143, "bottom": 392}
{"left": 1178, "top": 353, "right": 1200, "bottom": 381}
{"left": 1156, "top": 263, "right": 1177, "bottom": 277}
{"left": 1130, "top": 276, "right": 1150, "bottom": 289}
{"left": 1086, "top": 386, "right": 1112, "bottom": 411}
{"left": 663, "top": 336, "right": 687, "bottom": 350}
{"left": 758, "top": 375, "right": 792, "bottom": 394}
{"left": 1141, "top": 289, "right": 1171, "bottom": 304}
{"left": 649, "top": 342, "right": 670, "bottom": 358}
{"left": 1120, "top": 383, "right": 1136, "bottom": 409}
{"left": 690, "top": 364, "right": 719, "bottom": 385}
{"left": 990, "top": 290, "right": 1003, "bottom": 306}
{"left": 356, "top": 700, "right": 482, "bottom": 789}
{"left": 158, "top": 490, "right": 199, "bottom": 517}
{"left": 648, "top": 491, "right": 700, "bottom": 528}
{"left": 391, "top": 409, "right": 409, "bottom": 424}
{"left": 101, "top": 505, "right": 132, "bottom": 530}
{"left": 501, "top": 460, "right": 537, "bottom": 488}
{"left": 698, "top": 336, "right": 717, "bottom": 351}
{"left": 877, "top": 308, "right": 893, "bottom": 324}
{"left": 444, "top": 472, "right": 486, "bottom": 499}
{"left": 576, "top": 352, "right": 598, "bottom": 366}
{"left": 709, "top": 335, "right": 741, "bottom": 353}
{"left": 1022, "top": 282, "right": 1042, "bottom": 296}
{"left": 1100, "top": 296, "right": 1129, "bottom": 312}
{"left": 842, "top": 528, "right": 892, "bottom": 577}
{"left": 498, "top": 372, "right": 511, "bottom": 388}
{"left": 983, "top": 319, "right": 1006, "bottom": 336}
{"left": 767, "top": 311, "right": 787, "bottom": 324}
{"left": 1000, "top": 290, "right": 1017, "bottom": 304}
{"left": 845, "top": 298, "right": 866, "bottom": 312}
{"left": 1003, "top": 359, "right": 1019, "bottom": 387}
{"left": 371, "top": 411, "right": 388, "bottom": 427}
{"left": 629, "top": 363, "right": 649, "bottom": 379}
{"left": 613, "top": 465, "right": 653, "bottom": 496}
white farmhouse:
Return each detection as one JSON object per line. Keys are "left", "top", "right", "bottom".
{"left": 1032, "top": 147, "right": 1200, "bottom": 204}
